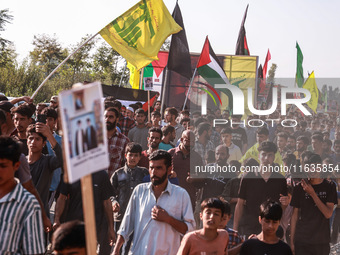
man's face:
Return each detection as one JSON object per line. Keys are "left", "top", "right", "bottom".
{"left": 287, "top": 138, "right": 296, "bottom": 150}
{"left": 259, "top": 217, "right": 280, "bottom": 236}
{"left": 259, "top": 150, "right": 275, "bottom": 166}
{"left": 149, "top": 159, "right": 169, "bottom": 186}
{"left": 125, "top": 152, "right": 141, "bottom": 168}
{"left": 277, "top": 137, "right": 287, "bottom": 150}
{"left": 164, "top": 111, "right": 173, "bottom": 123}
{"left": 181, "top": 133, "right": 194, "bottom": 151}
{"left": 215, "top": 147, "right": 229, "bottom": 165}
{"left": 231, "top": 117, "right": 241, "bottom": 128}
{"left": 126, "top": 109, "right": 133, "bottom": 119}
{"left": 135, "top": 113, "right": 146, "bottom": 125}
{"left": 221, "top": 133, "right": 232, "bottom": 146}
{"left": 104, "top": 110, "right": 117, "bottom": 131}
{"left": 154, "top": 102, "right": 161, "bottom": 110}
{"left": 121, "top": 108, "right": 126, "bottom": 117}
{"left": 334, "top": 143, "right": 340, "bottom": 155}
{"left": 200, "top": 207, "right": 223, "bottom": 230}
{"left": 151, "top": 114, "right": 160, "bottom": 126}
{"left": 170, "top": 131, "right": 176, "bottom": 142}
{"left": 46, "top": 117, "right": 57, "bottom": 132}
{"left": 27, "top": 132, "right": 45, "bottom": 153}
{"left": 53, "top": 247, "right": 86, "bottom": 255}
{"left": 322, "top": 142, "right": 331, "bottom": 153}
{"left": 181, "top": 121, "right": 189, "bottom": 130}
{"left": 256, "top": 134, "right": 268, "bottom": 144}
{"left": 148, "top": 131, "right": 161, "bottom": 149}
{"left": 0, "top": 158, "right": 20, "bottom": 187}
{"left": 13, "top": 113, "right": 31, "bottom": 133}
{"left": 296, "top": 140, "right": 306, "bottom": 152}
{"left": 50, "top": 101, "right": 58, "bottom": 108}
{"left": 311, "top": 139, "right": 322, "bottom": 151}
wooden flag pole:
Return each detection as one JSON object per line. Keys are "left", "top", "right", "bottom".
{"left": 31, "top": 33, "right": 99, "bottom": 99}
{"left": 182, "top": 68, "right": 197, "bottom": 111}
{"left": 160, "top": 67, "right": 169, "bottom": 119}
{"left": 148, "top": 90, "right": 151, "bottom": 122}
{"left": 81, "top": 175, "right": 97, "bottom": 255}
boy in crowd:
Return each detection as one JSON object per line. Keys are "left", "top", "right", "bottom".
{"left": 52, "top": 220, "right": 86, "bottom": 255}
{"left": 177, "top": 197, "right": 229, "bottom": 255}
{"left": 110, "top": 142, "right": 149, "bottom": 254}
{"left": 219, "top": 199, "right": 244, "bottom": 255}
{"left": 159, "top": 124, "right": 176, "bottom": 151}
{"left": 27, "top": 123, "right": 63, "bottom": 217}
{"left": 240, "top": 201, "right": 292, "bottom": 255}
{"left": 220, "top": 127, "right": 242, "bottom": 162}
{"left": 128, "top": 108, "right": 148, "bottom": 150}
{"left": 290, "top": 153, "right": 337, "bottom": 255}
{"left": 0, "top": 136, "right": 45, "bottom": 254}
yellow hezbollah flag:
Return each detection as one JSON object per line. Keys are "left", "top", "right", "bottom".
{"left": 127, "top": 62, "right": 140, "bottom": 89}
{"left": 100, "top": 0, "right": 182, "bottom": 70}
{"left": 303, "top": 71, "right": 319, "bottom": 113}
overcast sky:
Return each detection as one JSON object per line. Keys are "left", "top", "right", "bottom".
{"left": 2, "top": 0, "right": 340, "bottom": 87}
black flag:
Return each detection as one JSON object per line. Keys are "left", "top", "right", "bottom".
{"left": 167, "top": 2, "right": 192, "bottom": 80}
{"left": 235, "top": 4, "right": 250, "bottom": 55}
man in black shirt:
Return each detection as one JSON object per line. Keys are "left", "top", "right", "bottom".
{"left": 290, "top": 153, "right": 337, "bottom": 255}
{"left": 234, "top": 141, "right": 288, "bottom": 237}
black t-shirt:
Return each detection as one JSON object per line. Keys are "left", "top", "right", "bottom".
{"left": 60, "top": 170, "right": 113, "bottom": 238}
{"left": 290, "top": 179, "right": 337, "bottom": 244}
{"left": 240, "top": 239, "right": 293, "bottom": 255}
{"left": 238, "top": 172, "right": 287, "bottom": 234}
{"left": 231, "top": 127, "right": 247, "bottom": 150}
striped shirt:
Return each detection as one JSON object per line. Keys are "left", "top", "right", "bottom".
{"left": 0, "top": 181, "right": 45, "bottom": 254}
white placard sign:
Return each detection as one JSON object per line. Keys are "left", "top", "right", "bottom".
{"left": 59, "top": 82, "right": 109, "bottom": 183}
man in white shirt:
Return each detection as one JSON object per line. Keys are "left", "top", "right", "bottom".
{"left": 113, "top": 150, "right": 195, "bottom": 255}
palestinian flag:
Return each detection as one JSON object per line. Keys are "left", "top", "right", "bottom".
{"left": 235, "top": 5, "right": 250, "bottom": 55}
{"left": 197, "top": 37, "right": 231, "bottom": 111}
{"left": 197, "top": 37, "right": 229, "bottom": 85}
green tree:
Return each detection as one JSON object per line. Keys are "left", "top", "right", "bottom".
{"left": 30, "top": 34, "right": 67, "bottom": 74}
{"left": 0, "top": 9, "right": 15, "bottom": 67}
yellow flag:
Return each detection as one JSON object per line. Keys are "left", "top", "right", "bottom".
{"left": 303, "top": 71, "right": 319, "bottom": 113}
{"left": 100, "top": 0, "right": 182, "bottom": 70}
{"left": 127, "top": 62, "right": 140, "bottom": 89}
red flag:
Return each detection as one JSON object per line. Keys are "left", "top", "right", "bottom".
{"left": 259, "top": 49, "right": 271, "bottom": 93}
{"left": 142, "top": 94, "right": 159, "bottom": 112}
{"left": 262, "top": 49, "right": 271, "bottom": 79}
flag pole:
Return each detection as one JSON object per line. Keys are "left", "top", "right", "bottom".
{"left": 31, "top": 32, "right": 99, "bottom": 99}
{"left": 139, "top": 68, "right": 145, "bottom": 90}
{"left": 160, "top": 67, "right": 169, "bottom": 118}
{"left": 182, "top": 68, "right": 197, "bottom": 111}
{"left": 119, "top": 61, "right": 127, "bottom": 87}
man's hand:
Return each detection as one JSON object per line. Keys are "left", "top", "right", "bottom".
{"left": 151, "top": 205, "right": 170, "bottom": 223}
{"left": 43, "top": 215, "right": 52, "bottom": 233}
{"left": 35, "top": 122, "right": 52, "bottom": 138}
{"left": 52, "top": 221, "right": 60, "bottom": 231}
{"left": 112, "top": 201, "right": 120, "bottom": 213}
{"left": 279, "top": 194, "right": 289, "bottom": 206}
{"left": 301, "top": 179, "right": 315, "bottom": 196}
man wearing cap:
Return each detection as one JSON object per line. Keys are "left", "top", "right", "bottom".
{"left": 50, "top": 95, "right": 59, "bottom": 109}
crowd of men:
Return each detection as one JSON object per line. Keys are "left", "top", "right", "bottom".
{"left": 0, "top": 92, "right": 340, "bottom": 255}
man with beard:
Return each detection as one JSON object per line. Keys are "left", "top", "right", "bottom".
{"left": 106, "top": 107, "right": 130, "bottom": 177}
{"left": 138, "top": 127, "right": 162, "bottom": 169}
{"left": 169, "top": 130, "right": 204, "bottom": 210}
{"left": 112, "top": 150, "right": 195, "bottom": 255}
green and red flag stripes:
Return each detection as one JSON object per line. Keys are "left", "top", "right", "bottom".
{"left": 197, "top": 36, "right": 229, "bottom": 86}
